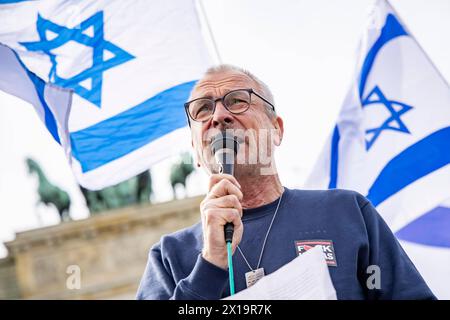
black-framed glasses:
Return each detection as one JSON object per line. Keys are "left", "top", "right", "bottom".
{"left": 184, "top": 88, "right": 275, "bottom": 123}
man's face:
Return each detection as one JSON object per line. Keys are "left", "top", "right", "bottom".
{"left": 188, "top": 70, "right": 283, "bottom": 176}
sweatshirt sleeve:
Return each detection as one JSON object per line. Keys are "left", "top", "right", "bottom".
{"left": 358, "top": 198, "right": 437, "bottom": 300}
{"left": 136, "top": 243, "right": 229, "bottom": 300}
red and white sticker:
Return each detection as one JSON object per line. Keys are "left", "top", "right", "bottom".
{"left": 295, "top": 239, "right": 337, "bottom": 267}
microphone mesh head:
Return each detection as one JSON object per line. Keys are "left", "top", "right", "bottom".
{"left": 210, "top": 131, "right": 240, "bottom": 175}
{"left": 210, "top": 131, "right": 240, "bottom": 156}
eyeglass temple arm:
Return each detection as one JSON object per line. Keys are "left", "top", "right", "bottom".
{"left": 251, "top": 90, "right": 275, "bottom": 111}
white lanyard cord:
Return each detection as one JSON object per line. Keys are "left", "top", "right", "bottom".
{"left": 237, "top": 188, "right": 284, "bottom": 272}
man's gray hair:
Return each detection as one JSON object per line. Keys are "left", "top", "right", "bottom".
{"left": 203, "top": 64, "right": 276, "bottom": 118}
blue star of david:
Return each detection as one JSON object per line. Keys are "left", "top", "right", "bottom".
{"left": 362, "top": 86, "right": 413, "bottom": 150}
{"left": 19, "top": 11, "right": 135, "bottom": 108}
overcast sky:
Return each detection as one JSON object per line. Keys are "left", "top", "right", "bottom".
{"left": 0, "top": 0, "right": 449, "bottom": 258}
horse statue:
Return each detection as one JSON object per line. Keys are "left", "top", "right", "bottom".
{"left": 79, "top": 170, "right": 153, "bottom": 214}
{"left": 26, "top": 157, "right": 71, "bottom": 222}
{"left": 170, "top": 153, "right": 195, "bottom": 199}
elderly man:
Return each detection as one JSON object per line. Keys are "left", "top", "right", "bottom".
{"left": 136, "top": 65, "right": 435, "bottom": 300}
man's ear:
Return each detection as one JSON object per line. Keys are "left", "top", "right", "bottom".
{"left": 273, "top": 116, "right": 284, "bottom": 146}
{"left": 191, "top": 139, "right": 201, "bottom": 167}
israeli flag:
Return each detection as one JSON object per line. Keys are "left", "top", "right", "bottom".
{"left": 305, "top": 0, "right": 450, "bottom": 298}
{"left": 0, "top": 0, "right": 212, "bottom": 189}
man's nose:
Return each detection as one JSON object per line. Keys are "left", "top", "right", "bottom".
{"left": 211, "top": 101, "right": 234, "bottom": 129}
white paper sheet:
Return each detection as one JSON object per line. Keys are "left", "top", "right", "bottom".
{"left": 224, "top": 246, "right": 337, "bottom": 300}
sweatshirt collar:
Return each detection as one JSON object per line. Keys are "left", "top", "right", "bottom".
{"left": 242, "top": 187, "right": 289, "bottom": 221}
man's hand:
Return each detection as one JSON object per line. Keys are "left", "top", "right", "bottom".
{"left": 200, "top": 174, "right": 244, "bottom": 270}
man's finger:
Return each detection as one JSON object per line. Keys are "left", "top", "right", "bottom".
{"left": 208, "top": 173, "right": 241, "bottom": 191}
{"left": 208, "top": 179, "right": 243, "bottom": 201}
{"left": 202, "top": 195, "right": 243, "bottom": 217}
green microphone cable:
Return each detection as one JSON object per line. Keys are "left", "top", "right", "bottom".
{"left": 225, "top": 222, "right": 235, "bottom": 295}
{"left": 226, "top": 241, "right": 235, "bottom": 295}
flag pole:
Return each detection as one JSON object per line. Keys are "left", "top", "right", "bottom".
{"left": 196, "top": 0, "right": 223, "bottom": 64}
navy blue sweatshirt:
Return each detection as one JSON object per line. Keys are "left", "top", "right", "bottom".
{"left": 136, "top": 188, "right": 436, "bottom": 300}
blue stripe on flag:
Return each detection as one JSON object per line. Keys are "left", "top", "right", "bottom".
{"left": 367, "top": 126, "right": 450, "bottom": 207}
{"left": 395, "top": 206, "right": 450, "bottom": 248}
{"left": 10, "top": 47, "right": 61, "bottom": 143}
{"left": 328, "top": 125, "right": 340, "bottom": 189}
{"left": 70, "top": 80, "right": 196, "bottom": 173}
{"left": 358, "top": 13, "right": 408, "bottom": 99}
{"left": 0, "top": 0, "right": 33, "bottom": 3}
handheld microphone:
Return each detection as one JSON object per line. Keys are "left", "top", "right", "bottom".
{"left": 210, "top": 131, "right": 240, "bottom": 243}
{"left": 211, "top": 131, "right": 240, "bottom": 295}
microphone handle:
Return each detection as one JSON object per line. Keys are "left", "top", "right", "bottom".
{"left": 220, "top": 163, "right": 235, "bottom": 244}
{"left": 224, "top": 222, "right": 234, "bottom": 243}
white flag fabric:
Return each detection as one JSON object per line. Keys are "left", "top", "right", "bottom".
{"left": 305, "top": 0, "right": 450, "bottom": 298}
{"left": 0, "top": 0, "right": 212, "bottom": 189}
{"left": 0, "top": 43, "right": 72, "bottom": 155}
